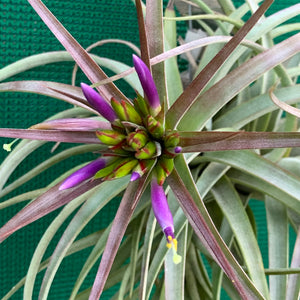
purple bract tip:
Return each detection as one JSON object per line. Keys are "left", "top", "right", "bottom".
{"left": 59, "top": 158, "right": 106, "bottom": 190}
{"left": 174, "top": 146, "right": 182, "bottom": 154}
{"left": 132, "top": 55, "right": 161, "bottom": 116}
{"left": 164, "top": 226, "right": 175, "bottom": 239}
{"left": 130, "top": 171, "right": 141, "bottom": 181}
{"left": 81, "top": 83, "right": 117, "bottom": 122}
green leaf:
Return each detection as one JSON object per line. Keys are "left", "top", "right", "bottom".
{"left": 144, "top": 206, "right": 187, "bottom": 300}
{"left": 88, "top": 176, "right": 149, "bottom": 299}
{"left": 211, "top": 176, "right": 269, "bottom": 298}
{"left": 163, "top": 1, "right": 183, "bottom": 107}
{"left": 38, "top": 177, "right": 128, "bottom": 300}
{"left": 3, "top": 230, "right": 102, "bottom": 299}
{"left": 202, "top": 150, "right": 300, "bottom": 213}
{"left": 0, "top": 178, "right": 103, "bottom": 243}
{"left": 23, "top": 186, "right": 98, "bottom": 299}
{"left": 0, "top": 139, "right": 45, "bottom": 191}
{"left": 165, "top": 0, "right": 274, "bottom": 129}
{"left": 266, "top": 196, "right": 288, "bottom": 300}
{"left": 178, "top": 32, "right": 300, "bottom": 131}
{"left": 213, "top": 85, "right": 300, "bottom": 129}
{"left": 196, "top": 3, "right": 300, "bottom": 90}
{"left": 167, "top": 155, "right": 265, "bottom": 299}
{"left": 0, "top": 144, "right": 100, "bottom": 198}
{"left": 139, "top": 206, "right": 156, "bottom": 300}
{"left": 286, "top": 229, "right": 300, "bottom": 300}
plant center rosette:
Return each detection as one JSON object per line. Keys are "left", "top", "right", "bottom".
{"left": 58, "top": 55, "right": 182, "bottom": 263}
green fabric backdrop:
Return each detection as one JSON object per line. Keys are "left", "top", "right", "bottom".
{"left": 0, "top": 0, "right": 298, "bottom": 299}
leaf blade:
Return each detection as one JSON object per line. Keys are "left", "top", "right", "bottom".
{"left": 27, "top": 0, "right": 126, "bottom": 101}
{"left": 178, "top": 131, "right": 300, "bottom": 152}
{"left": 166, "top": 0, "right": 274, "bottom": 129}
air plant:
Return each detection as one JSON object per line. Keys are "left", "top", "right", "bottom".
{"left": 0, "top": 0, "right": 300, "bottom": 299}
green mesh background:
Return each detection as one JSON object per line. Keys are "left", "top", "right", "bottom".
{"left": 0, "top": 0, "right": 299, "bottom": 299}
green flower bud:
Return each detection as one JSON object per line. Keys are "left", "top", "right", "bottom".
{"left": 154, "top": 164, "right": 167, "bottom": 186}
{"left": 154, "top": 157, "right": 174, "bottom": 185}
{"left": 127, "top": 130, "right": 148, "bottom": 150}
{"left": 159, "top": 157, "right": 174, "bottom": 177}
{"left": 94, "top": 158, "right": 123, "bottom": 179}
{"left": 146, "top": 116, "right": 164, "bottom": 139}
{"left": 105, "top": 158, "right": 138, "bottom": 180}
{"left": 96, "top": 130, "right": 126, "bottom": 145}
{"left": 111, "top": 97, "right": 127, "bottom": 120}
{"left": 130, "top": 159, "right": 156, "bottom": 181}
{"left": 164, "top": 131, "right": 180, "bottom": 148}
{"left": 133, "top": 93, "right": 150, "bottom": 117}
{"left": 135, "top": 141, "right": 157, "bottom": 159}
{"left": 111, "top": 98, "right": 143, "bottom": 125}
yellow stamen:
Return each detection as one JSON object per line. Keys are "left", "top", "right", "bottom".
{"left": 3, "top": 139, "right": 19, "bottom": 152}
{"left": 166, "top": 235, "right": 182, "bottom": 264}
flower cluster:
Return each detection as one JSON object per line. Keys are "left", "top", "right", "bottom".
{"left": 60, "top": 55, "right": 181, "bottom": 263}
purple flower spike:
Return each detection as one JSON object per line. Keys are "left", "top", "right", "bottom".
{"left": 151, "top": 178, "right": 181, "bottom": 264}
{"left": 59, "top": 158, "right": 107, "bottom": 190}
{"left": 132, "top": 55, "right": 161, "bottom": 116}
{"left": 81, "top": 83, "right": 117, "bottom": 122}
{"left": 151, "top": 179, "right": 174, "bottom": 236}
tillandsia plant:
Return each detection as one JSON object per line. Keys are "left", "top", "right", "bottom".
{"left": 0, "top": 0, "right": 300, "bottom": 299}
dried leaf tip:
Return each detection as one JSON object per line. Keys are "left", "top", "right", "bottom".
{"left": 132, "top": 55, "right": 161, "bottom": 117}
{"left": 151, "top": 179, "right": 181, "bottom": 264}
{"left": 81, "top": 83, "right": 117, "bottom": 122}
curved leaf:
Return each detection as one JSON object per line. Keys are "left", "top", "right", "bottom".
{"left": 211, "top": 176, "right": 269, "bottom": 297}
{"left": 269, "top": 86, "right": 300, "bottom": 118}
{"left": 27, "top": 0, "right": 126, "bottom": 101}
{"left": 38, "top": 177, "right": 128, "bottom": 300}
{"left": 178, "top": 32, "right": 300, "bottom": 131}
{"left": 202, "top": 150, "right": 300, "bottom": 213}
{"left": 167, "top": 155, "right": 265, "bottom": 300}
{"left": 0, "top": 144, "right": 101, "bottom": 198}
{"left": 213, "top": 85, "right": 300, "bottom": 129}
{"left": 89, "top": 175, "right": 149, "bottom": 299}
{"left": 23, "top": 186, "right": 98, "bottom": 299}
{"left": 165, "top": 0, "right": 274, "bottom": 129}
{"left": 145, "top": 0, "right": 167, "bottom": 107}
{"left": 0, "top": 178, "right": 102, "bottom": 242}
{"left": 0, "top": 139, "right": 45, "bottom": 191}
